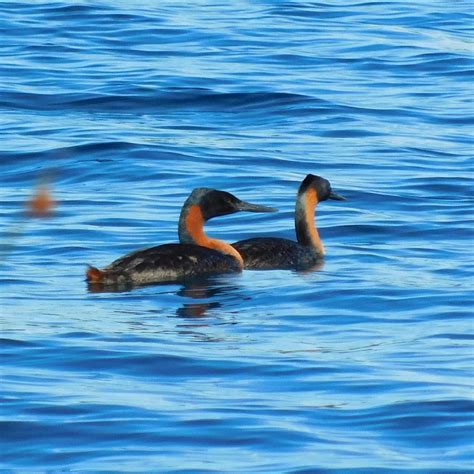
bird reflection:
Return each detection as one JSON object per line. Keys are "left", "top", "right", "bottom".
{"left": 296, "top": 259, "right": 325, "bottom": 274}
{"left": 176, "top": 301, "right": 221, "bottom": 318}
{"left": 87, "top": 281, "right": 133, "bottom": 293}
{"left": 87, "top": 275, "right": 237, "bottom": 320}
{"left": 172, "top": 280, "right": 219, "bottom": 318}
{"left": 172, "top": 280, "right": 232, "bottom": 341}
{"left": 87, "top": 264, "right": 324, "bottom": 323}
{"left": 176, "top": 279, "right": 232, "bottom": 299}
{"left": 176, "top": 278, "right": 239, "bottom": 318}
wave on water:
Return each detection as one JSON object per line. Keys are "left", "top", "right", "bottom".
{"left": 1, "top": 0, "right": 473, "bottom": 472}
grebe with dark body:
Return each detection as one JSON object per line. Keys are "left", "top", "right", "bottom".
{"left": 86, "top": 188, "right": 276, "bottom": 286}
{"left": 232, "top": 175, "right": 345, "bottom": 270}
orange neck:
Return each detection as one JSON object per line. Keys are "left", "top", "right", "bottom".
{"left": 295, "top": 188, "right": 324, "bottom": 255}
{"left": 180, "top": 204, "right": 244, "bottom": 266}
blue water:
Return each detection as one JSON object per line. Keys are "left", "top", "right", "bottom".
{"left": 1, "top": 1, "right": 473, "bottom": 472}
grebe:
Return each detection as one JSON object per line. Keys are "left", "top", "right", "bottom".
{"left": 86, "top": 188, "right": 276, "bottom": 286}
{"left": 232, "top": 174, "right": 345, "bottom": 270}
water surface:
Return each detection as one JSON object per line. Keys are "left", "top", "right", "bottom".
{"left": 1, "top": 1, "right": 473, "bottom": 472}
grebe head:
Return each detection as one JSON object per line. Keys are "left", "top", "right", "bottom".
{"left": 179, "top": 188, "right": 277, "bottom": 259}
{"left": 299, "top": 174, "right": 346, "bottom": 202}
{"left": 186, "top": 188, "right": 277, "bottom": 221}
{"left": 294, "top": 174, "right": 345, "bottom": 252}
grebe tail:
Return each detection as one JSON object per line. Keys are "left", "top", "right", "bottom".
{"left": 232, "top": 174, "right": 345, "bottom": 270}
{"left": 87, "top": 188, "right": 276, "bottom": 286}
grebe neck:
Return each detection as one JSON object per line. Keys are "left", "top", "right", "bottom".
{"left": 295, "top": 189, "right": 325, "bottom": 255}
{"left": 178, "top": 204, "right": 244, "bottom": 266}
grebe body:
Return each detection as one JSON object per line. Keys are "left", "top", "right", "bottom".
{"left": 233, "top": 175, "right": 345, "bottom": 270}
{"left": 231, "top": 237, "right": 317, "bottom": 270}
{"left": 88, "top": 244, "right": 241, "bottom": 286}
{"left": 87, "top": 188, "right": 275, "bottom": 286}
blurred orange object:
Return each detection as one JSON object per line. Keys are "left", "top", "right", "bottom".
{"left": 28, "top": 185, "right": 55, "bottom": 217}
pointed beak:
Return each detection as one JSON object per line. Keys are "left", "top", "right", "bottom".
{"left": 236, "top": 200, "right": 278, "bottom": 213}
{"left": 329, "top": 191, "right": 346, "bottom": 201}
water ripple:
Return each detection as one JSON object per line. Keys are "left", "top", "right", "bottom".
{"left": 1, "top": 0, "right": 472, "bottom": 472}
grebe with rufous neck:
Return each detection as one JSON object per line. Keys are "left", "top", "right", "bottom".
{"left": 232, "top": 174, "right": 345, "bottom": 270}
{"left": 86, "top": 188, "right": 276, "bottom": 286}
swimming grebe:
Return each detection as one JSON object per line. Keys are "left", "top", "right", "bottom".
{"left": 232, "top": 174, "right": 345, "bottom": 270}
{"left": 86, "top": 188, "right": 276, "bottom": 286}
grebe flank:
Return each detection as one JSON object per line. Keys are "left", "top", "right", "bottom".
{"left": 232, "top": 174, "right": 345, "bottom": 270}
{"left": 86, "top": 188, "right": 276, "bottom": 286}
